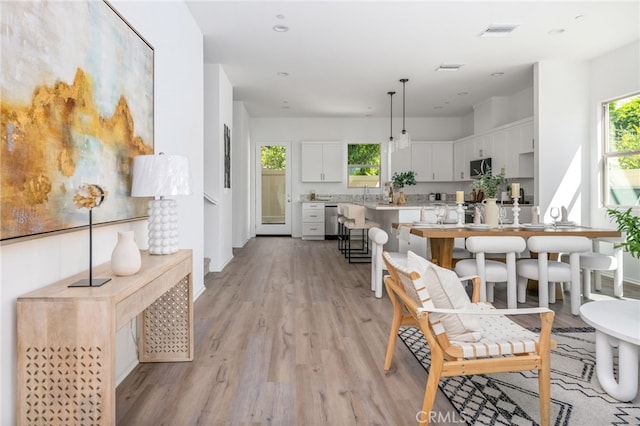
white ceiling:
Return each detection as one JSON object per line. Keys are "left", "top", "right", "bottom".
{"left": 185, "top": 1, "right": 639, "bottom": 118}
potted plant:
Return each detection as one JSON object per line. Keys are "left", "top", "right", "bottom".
{"left": 470, "top": 168, "right": 507, "bottom": 227}
{"left": 391, "top": 171, "right": 417, "bottom": 204}
{"left": 607, "top": 207, "right": 640, "bottom": 259}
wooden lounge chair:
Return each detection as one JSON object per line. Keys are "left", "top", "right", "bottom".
{"left": 382, "top": 250, "right": 556, "bottom": 426}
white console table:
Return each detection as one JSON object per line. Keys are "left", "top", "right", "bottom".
{"left": 16, "top": 249, "right": 193, "bottom": 425}
{"left": 580, "top": 300, "right": 640, "bottom": 401}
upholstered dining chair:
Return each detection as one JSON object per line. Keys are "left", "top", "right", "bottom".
{"left": 579, "top": 237, "right": 625, "bottom": 298}
{"left": 382, "top": 250, "right": 555, "bottom": 426}
{"left": 516, "top": 236, "right": 591, "bottom": 315}
{"left": 369, "top": 227, "right": 407, "bottom": 298}
{"left": 454, "top": 236, "right": 527, "bottom": 309}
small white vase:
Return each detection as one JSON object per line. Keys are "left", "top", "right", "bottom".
{"left": 111, "top": 231, "right": 141, "bottom": 276}
{"left": 482, "top": 198, "right": 499, "bottom": 228}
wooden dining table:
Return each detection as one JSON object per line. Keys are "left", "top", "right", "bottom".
{"left": 392, "top": 223, "right": 622, "bottom": 270}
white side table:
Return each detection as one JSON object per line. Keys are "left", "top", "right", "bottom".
{"left": 579, "top": 300, "right": 640, "bottom": 401}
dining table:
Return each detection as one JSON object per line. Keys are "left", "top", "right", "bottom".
{"left": 392, "top": 223, "right": 622, "bottom": 270}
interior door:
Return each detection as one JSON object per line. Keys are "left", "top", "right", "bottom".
{"left": 255, "top": 142, "right": 291, "bottom": 235}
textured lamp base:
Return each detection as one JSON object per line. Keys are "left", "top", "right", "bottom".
{"left": 147, "top": 199, "right": 179, "bottom": 255}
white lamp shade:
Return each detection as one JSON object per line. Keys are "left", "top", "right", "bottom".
{"left": 131, "top": 154, "right": 191, "bottom": 197}
{"left": 396, "top": 131, "right": 411, "bottom": 150}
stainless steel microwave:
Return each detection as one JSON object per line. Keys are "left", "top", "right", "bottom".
{"left": 470, "top": 158, "right": 492, "bottom": 178}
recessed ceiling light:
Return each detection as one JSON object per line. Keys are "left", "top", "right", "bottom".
{"left": 436, "top": 64, "right": 465, "bottom": 72}
{"left": 457, "top": 92, "right": 469, "bottom": 96}
{"left": 479, "top": 24, "right": 519, "bottom": 37}
{"left": 434, "top": 106, "right": 444, "bottom": 110}
{"left": 282, "top": 105, "right": 290, "bottom": 109}
{"left": 548, "top": 28, "right": 566, "bottom": 35}
{"left": 276, "top": 14, "right": 285, "bottom": 19}
{"left": 277, "top": 72, "right": 289, "bottom": 77}
{"left": 273, "top": 25, "right": 289, "bottom": 32}
{"left": 282, "top": 100, "right": 289, "bottom": 104}
{"left": 490, "top": 72, "right": 504, "bottom": 77}
{"left": 574, "top": 15, "right": 585, "bottom": 20}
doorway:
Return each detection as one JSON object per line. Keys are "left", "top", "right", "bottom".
{"left": 255, "top": 142, "right": 291, "bottom": 235}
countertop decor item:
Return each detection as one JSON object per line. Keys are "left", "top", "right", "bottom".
{"left": 111, "top": 231, "right": 141, "bottom": 276}
{"left": 69, "top": 183, "right": 111, "bottom": 287}
{"left": 607, "top": 207, "right": 640, "bottom": 259}
{"left": 132, "top": 153, "right": 192, "bottom": 255}
{"left": 470, "top": 167, "right": 507, "bottom": 199}
{"left": 391, "top": 171, "right": 417, "bottom": 204}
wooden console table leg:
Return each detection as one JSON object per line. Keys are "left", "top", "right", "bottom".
{"left": 138, "top": 274, "right": 194, "bottom": 362}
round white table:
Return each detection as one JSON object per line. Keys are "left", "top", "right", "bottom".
{"left": 580, "top": 300, "right": 640, "bottom": 401}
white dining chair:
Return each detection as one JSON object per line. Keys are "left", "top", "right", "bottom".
{"left": 454, "top": 236, "right": 527, "bottom": 309}
{"left": 516, "top": 236, "right": 591, "bottom": 315}
{"left": 369, "top": 227, "right": 406, "bottom": 298}
{"left": 580, "top": 237, "right": 624, "bottom": 298}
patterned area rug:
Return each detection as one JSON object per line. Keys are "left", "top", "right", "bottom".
{"left": 399, "top": 326, "right": 640, "bottom": 425}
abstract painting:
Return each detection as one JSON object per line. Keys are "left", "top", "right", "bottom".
{"left": 224, "top": 124, "right": 231, "bottom": 189}
{"left": 0, "top": 1, "right": 154, "bottom": 241}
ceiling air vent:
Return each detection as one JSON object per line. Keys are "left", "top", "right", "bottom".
{"left": 435, "top": 64, "right": 465, "bottom": 72}
{"left": 479, "top": 24, "right": 519, "bottom": 37}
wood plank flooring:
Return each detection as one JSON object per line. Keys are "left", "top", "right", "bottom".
{"left": 116, "top": 237, "right": 639, "bottom": 425}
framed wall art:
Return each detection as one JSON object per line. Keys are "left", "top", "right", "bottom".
{"left": 0, "top": 0, "right": 154, "bottom": 242}
{"left": 224, "top": 124, "right": 231, "bottom": 189}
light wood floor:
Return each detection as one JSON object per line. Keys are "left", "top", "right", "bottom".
{"left": 116, "top": 237, "right": 639, "bottom": 425}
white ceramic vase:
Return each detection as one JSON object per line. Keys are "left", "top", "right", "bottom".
{"left": 482, "top": 198, "right": 499, "bottom": 227}
{"left": 111, "top": 231, "right": 141, "bottom": 276}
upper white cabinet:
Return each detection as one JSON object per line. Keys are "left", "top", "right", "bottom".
{"left": 301, "top": 142, "right": 343, "bottom": 182}
{"left": 453, "top": 118, "right": 534, "bottom": 180}
{"left": 391, "top": 142, "right": 453, "bottom": 182}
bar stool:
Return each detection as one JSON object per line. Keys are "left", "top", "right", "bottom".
{"left": 343, "top": 204, "right": 379, "bottom": 263}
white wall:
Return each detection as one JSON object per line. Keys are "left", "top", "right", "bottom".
{"left": 233, "top": 101, "right": 252, "bottom": 248}
{"left": 535, "top": 60, "right": 590, "bottom": 224}
{"left": 589, "top": 41, "right": 640, "bottom": 284}
{"left": 0, "top": 2, "right": 205, "bottom": 424}
{"left": 204, "top": 65, "right": 234, "bottom": 271}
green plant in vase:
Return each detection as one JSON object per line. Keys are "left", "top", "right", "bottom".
{"left": 391, "top": 171, "right": 417, "bottom": 204}
{"left": 470, "top": 168, "right": 507, "bottom": 199}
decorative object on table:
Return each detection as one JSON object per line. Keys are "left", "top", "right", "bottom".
{"left": 391, "top": 171, "right": 417, "bottom": 204}
{"left": 471, "top": 168, "right": 506, "bottom": 227}
{"left": 395, "top": 78, "right": 411, "bottom": 150}
{"left": 110, "top": 231, "right": 142, "bottom": 276}
{"left": 0, "top": 1, "right": 153, "bottom": 242}
{"left": 607, "top": 207, "right": 640, "bottom": 259}
{"left": 510, "top": 182, "right": 521, "bottom": 226}
{"left": 69, "top": 184, "right": 111, "bottom": 287}
{"left": 455, "top": 191, "right": 465, "bottom": 225}
{"left": 132, "top": 153, "right": 192, "bottom": 255}
{"left": 531, "top": 205, "right": 540, "bottom": 224}
{"left": 473, "top": 205, "right": 483, "bottom": 224}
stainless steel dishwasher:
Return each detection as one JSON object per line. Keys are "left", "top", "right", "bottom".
{"left": 324, "top": 204, "right": 338, "bottom": 239}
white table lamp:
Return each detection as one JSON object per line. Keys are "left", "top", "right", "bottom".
{"left": 132, "top": 153, "right": 191, "bottom": 255}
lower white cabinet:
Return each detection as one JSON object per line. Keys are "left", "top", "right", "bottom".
{"left": 302, "top": 202, "right": 325, "bottom": 240}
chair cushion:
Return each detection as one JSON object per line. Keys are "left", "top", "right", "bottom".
{"left": 455, "top": 259, "right": 508, "bottom": 283}
{"left": 516, "top": 259, "right": 571, "bottom": 281}
{"left": 580, "top": 252, "right": 617, "bottom": 270}
{"left": 407, "top": 251, "right": 482, "bottom": 342}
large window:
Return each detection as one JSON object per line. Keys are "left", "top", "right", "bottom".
{"left": 603, "top": 94, "right": 640, "bottom": 207}
{"left": 347, "top": 143, "right": 381, "bottom": 188}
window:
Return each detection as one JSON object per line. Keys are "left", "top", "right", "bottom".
{"left": 602, "top": 94, "right": 640, "bottom": 207}
{"left": 347, "top": 143, "right": 381, "bottom": 188}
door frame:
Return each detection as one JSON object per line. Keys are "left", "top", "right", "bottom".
{"left": 255, "top": 141, "right": 292, "bottom": 235}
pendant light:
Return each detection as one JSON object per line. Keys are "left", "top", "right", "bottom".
{"left": 397, "top": 78, "right": 411, "bottom": 150}
{"left": 387, "top": 91, "right": 396, "bottom": 153}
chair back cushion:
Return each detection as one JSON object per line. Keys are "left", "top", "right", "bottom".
{"left": 465, "top": 236, "right": 526, "bottom": 254}
{"left": 406, "top": 251, "right": 482, "bottom": 341}
{"left": 527, "top": 236, "right": 591, "bottom": 253}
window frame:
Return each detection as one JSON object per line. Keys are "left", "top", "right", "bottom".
{"left": 346, "top": 142, "right": 382, "bottom": 189}
{"left": 601, "top": 93, "right": 640, "bottom": 208}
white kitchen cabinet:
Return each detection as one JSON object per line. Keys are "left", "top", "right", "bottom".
{"left": 505, "top": 119, "right": 534, "bottom": 178}
{"left": 411, "top": 142, "right": 453, "bottom": 181}
{"left": 453, "top": 137, "right": 473, "bottom": 181}
{"left": 301, "top": 142, "right": 343, "bottom": 182}
{"left": 301, "top": 202, "right": 325, "bottom": 240}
